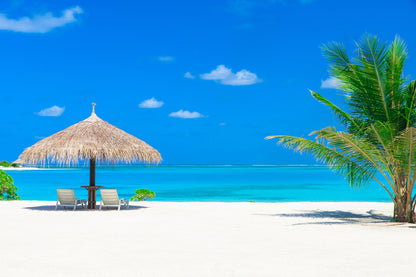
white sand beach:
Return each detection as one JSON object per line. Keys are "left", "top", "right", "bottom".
{"left": 0, "top": 201, "right": 414, "bottom": 277}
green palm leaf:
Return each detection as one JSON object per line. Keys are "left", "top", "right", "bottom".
{"left": 267, "top": 135, "right": 374, "bottom": 187}
{"left": 310, "top": 90, "right": 362, "bottom": 133}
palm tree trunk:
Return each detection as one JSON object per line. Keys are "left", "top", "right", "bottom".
{"left": 394, "top": 199, "right": 414, "bottom": 222}
{"left": 394, "top": 175, "right": 415, "bottom": 222}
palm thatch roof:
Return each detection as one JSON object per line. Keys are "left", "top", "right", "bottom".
{"left": 19, "top": 105, "right": 162, "bottom": 165}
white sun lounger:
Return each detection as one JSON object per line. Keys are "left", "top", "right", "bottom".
{"left": 99, "top": 189, "right": 129, "bottom": 211}
{"left": 55, "top": 189, "right": 87, "bottom": 211}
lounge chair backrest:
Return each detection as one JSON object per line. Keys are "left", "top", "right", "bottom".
{"left": 100, "top": 189, "right": 120, "bottom": 205}
{"left": 57, "top": 189, "right": 76, "bottom": 205}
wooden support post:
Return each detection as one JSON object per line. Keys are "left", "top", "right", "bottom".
{"left": 88, "top": 158, "right": 96, "bottom": 209}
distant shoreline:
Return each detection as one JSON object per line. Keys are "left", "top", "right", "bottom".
{"left": 1, "top": 164, "right": 330, "bottom": 170}
{"left": 0, "top": 166, "right": 44, "bottom": 171}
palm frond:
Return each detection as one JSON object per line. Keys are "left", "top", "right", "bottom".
{"left": 266, "top": 135, "right": 376, "bottom": 188}
{"left": 353, "top": 35, "right": 390, "bottom": 123}
{"left": 403, "top": 81, "right": 416, "bottom": 128}
{"left": 385, "top": 35, "right": 407, "bottom": 111}
{"left": 312, "top": 127, "right": 395, "bottom": 189}
{"left": 320, "top": 42, "right": 351, "bottom": 71}
{"left": 388, "top": 127, "right": 416, "bottom": 173}
{"left": 322, "top": 38, "right": 389, "bottom": 125}
{"left": 310, "top": 90, "right": 363, "bottom": 133}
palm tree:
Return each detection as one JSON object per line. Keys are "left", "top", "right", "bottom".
{"left": 267, "top": 35, "right": 416, "bottom": 222}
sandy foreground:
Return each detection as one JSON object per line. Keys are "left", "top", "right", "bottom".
{"left": 0, "top": 201, "right": 414, "bottom": 277}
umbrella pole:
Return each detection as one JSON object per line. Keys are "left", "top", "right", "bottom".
{"left": 88, "top": 158, "right": 96, "bottom": 209}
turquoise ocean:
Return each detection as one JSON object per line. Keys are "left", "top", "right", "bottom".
{"left": 6, "top": 165, "right": 390, "bottom": 202}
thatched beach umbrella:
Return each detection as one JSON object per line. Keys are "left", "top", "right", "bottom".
{"left": 18, "top": 104, "right": 162, "bottom": 209}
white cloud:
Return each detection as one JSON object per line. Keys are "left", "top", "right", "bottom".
{"left": 200, "top": 65, "right": 261, "bottom": 86}
{"left": 201, "top": 65, "right": 232, "bottom": 80}
{"left": 0, "top": 6, "right": 83, "bottom": 33}
{"left": 36, "top": 106, "right": 65, "bottom": 117}
{"left": 139, "top": 97, "right": 164, "bottom": 108}
{"left": 158, "top": 56, "right": 174, "bottom": 62}
{"left": 219, "top": 122, "right": 227, "bottom": 126}
{"left": 321, "top": 77, "right": 340, "bottom": 89}
{"left": 184, "top": 72, "right": 195, "bottom": 79}
{"left": 169, "top": 110, "right": 205, "bottom": 119}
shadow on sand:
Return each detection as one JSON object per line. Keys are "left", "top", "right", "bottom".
{"left": 24, "top": 205, "right": 148, "bottom": 212}
{"left": 262, "top": 210, "right": 393, "bottom": 225}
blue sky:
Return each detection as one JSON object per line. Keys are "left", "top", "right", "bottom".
{"left": 1, "top": 0, "right": 416, "bottom": 165}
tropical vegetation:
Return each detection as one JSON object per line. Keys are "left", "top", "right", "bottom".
{"left": 0, "top": 169, "right": 20, "bottom": 200}
{"left": 267, "top": 34, "right": 416, "bottom": 222}
{"left": 0, "top": 160, "right": 20, "bottom": 168}
{"left": 130, "top": 189, "right": 156, "bottom": 201}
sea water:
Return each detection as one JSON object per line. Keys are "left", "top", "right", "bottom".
{"left": 6, "top": 165, "right": 391, "bottom": 202}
